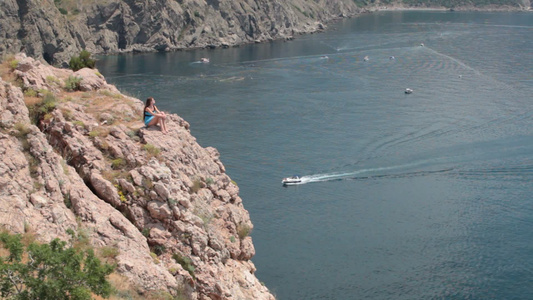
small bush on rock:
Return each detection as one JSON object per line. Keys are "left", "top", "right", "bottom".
{"left": 69, "top": 50, "right": 96, "bottom": 71}
{"left": 190, "top": 179, "right": 203, "bottom": 194}
{"left": 111, "top": 158, "right": 125, "bottom": 170}
{"left": 8, "top": 59, "right": 18, "bottom": 70}
{"left": 237, "top": 223, "right": 252, "bottom": 240}
{"left": 64, "top": 75, "right": 81, "bottom": 91}
{"left": 12, "top": 122, "right": 31, "bottom": 138}
{"left": 27, "top": 93, "right": 57, "bottom": 124}
{"left": 172, "top": 253, "right": 195, "bottom": 279}
{"left": 142, "top": 143, "right": 161, "bottom": 158}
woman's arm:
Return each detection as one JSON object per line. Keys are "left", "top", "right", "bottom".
{"left": 154, "top": 105, "right": 166, "bottom": 116}
{"left": 146, "top": 107, "right": 165, "bottom": 118}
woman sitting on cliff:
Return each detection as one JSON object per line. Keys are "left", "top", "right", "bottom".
{"left": 144, "top": 97, "right": 168, "bottom": 133}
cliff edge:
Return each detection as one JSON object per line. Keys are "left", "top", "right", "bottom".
{"left": 0, "top": 53, "right": 274, "bottom": 299}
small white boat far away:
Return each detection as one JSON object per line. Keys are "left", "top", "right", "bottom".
{"left": 405, "top": 88, "right": 413, "bottom": 94}
{"left": 200, "top": 58, "right": 210, "bottom": 63}
{"left": 282, "top": 176, "right": 302, "bottom": 185}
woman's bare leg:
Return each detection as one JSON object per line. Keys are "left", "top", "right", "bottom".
{"left": 159, "top": 118, "right": 168, "bottom": 133}
{"left": 147, "top": 116, "right": 160, "bottom": 127}
{"left": 148, "top": 116, "right": 168, "bottom": 133}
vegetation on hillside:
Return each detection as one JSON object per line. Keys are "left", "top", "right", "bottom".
{"left": 352, "top": 0, "right": 525, "bottom": 8}
{"left": 69, "top": 50, "right": 96, "bottom": 72}
{"left": 400, "top": 0, "right": 524, "bottom": 8}
{"left": 0, "top": 230, "right": 114, "bottom": 300}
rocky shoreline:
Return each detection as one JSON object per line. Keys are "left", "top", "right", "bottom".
{"left": 0, "top": 53, "right": 274, "bottom": 299}
{"left": 1, "top": 0, "right": 529, "bottom": 66}
{"left": 0, "top": 0, "right": 361, "bottom": 66}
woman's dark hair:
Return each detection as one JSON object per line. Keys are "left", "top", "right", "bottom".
{"left": 143, "top": 97, "right": 154, "bottom": 122}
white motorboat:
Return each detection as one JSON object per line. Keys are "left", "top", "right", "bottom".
{"left": 405, "top": 88, "right": 413, "bottom": 94}
{"left": 282, "top": 176, "right": 302, "bottom": 185}
{"left": 200, "top": 58, "right": 210, "bottom": 63}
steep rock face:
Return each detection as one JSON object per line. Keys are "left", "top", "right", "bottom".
{"left": 0, "top": 0, "right": 82, "bottom": 65}
{"left": 0, "top": 0, "right": 360, "bottom": 65}
{"left": 0, "top": 54, "right": 274, "bottom": 299}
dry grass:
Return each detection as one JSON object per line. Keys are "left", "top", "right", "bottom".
{"left": 0, "top": 56, "right": 20, "bottom": 84}
{"left": 24, "top": 95, "right": 43, "bottom": 107}
{"left": 92, "top": 272, "right": 142, "bottom": 300}
{"left": 67, "top": 92, "right": 141, "bottom": 127}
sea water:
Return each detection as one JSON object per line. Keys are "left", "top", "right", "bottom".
{"left": 98, "top": 11, "right": 533, "bottom": 299}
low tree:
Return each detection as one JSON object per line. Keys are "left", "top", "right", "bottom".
{"left": 0, "top": 230, "right": 114, "bottom": 299}
{"left": 69, "top": 50, "right": 96, "bottom": 71}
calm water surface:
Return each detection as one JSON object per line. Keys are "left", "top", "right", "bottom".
{"left": 98, "top": 11, "right": 533, "bottom": 299}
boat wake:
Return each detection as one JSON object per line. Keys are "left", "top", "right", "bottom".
{"left": 287, "top": 163, "right": 453, "bottom": 186}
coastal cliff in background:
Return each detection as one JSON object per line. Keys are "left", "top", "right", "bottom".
{"left": 0, "top": 53, "right": 274, "bottom": 299}
{"left": 1, "top": 0, "right": 529, "bottom": 66}
{"left": 0, "top": 0, "right": 360, "bottom": 66}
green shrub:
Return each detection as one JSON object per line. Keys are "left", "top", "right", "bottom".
{"left": 27, "top": 93, "right": 58, "bottom": 124}
{"left": 142, "top": 143, "right": 161, "bottom": 158}
{"left": 8, "top": 59, "right": 18, "bottom": 70}
{"left": 66, "top": 226, "right": 91, "bottom": 252}
{"left": 0, "top": 230, "right": 114, "bottom": 299}
{"left": 46, "top": 75, "right": 61, "bottom": 86}
{"left": 62, "top": 109, "right": 73, "bottom": 121}
{"left": 69, "top": 50, "right": 96, "bottom": 71}
{"left": 12, "top": 122, "right": 31, "bottom": 138}
{"left": 114, "top": 184, "right": 127, "bottom": 203}
{"left": 237, "top": 223, "right": 252, "bottom": 240}
{"left": 172, "top": 253, "right": 195, "bottom": 279}
{"left": 88, "top": 130, "right": 99, "bottom": 138}
{"left": 168, "top": 198, "right": 177, "bottom": 207}
{"left": 99, "top": 245, "right": 120, "bottom": 262}
{"left": 40, "top": 93, "right": 57, "bottom": 113}
{"left": 150, "top": 252, "right": 160, "bottom": 264}
{"left": 23, "top": 89, "right": 37, "bottom": 97}
{"left": 111, "top": 158, "right": 125, "bottom": 170}
{"left": 153, "top": 244, "right": 166, "bottom": 256}
{"left": 142, "top": 227, "right": 150, "bottom": 237}
{"left": 72, "top": 120, "right": 85, "bottom": 127}
{"left": 191, "top": 179, "right": 203, "bottom": 193}
{"left": 28, "top": 155, "right": 41, "bottom": 178}
{"left": 88, "top": 127, "right": 109, "bottom": 139}
{"left": 64, "top": 75, "right": 81, "bottom": 91}
{"left": 64, "top": 193, "right": 72, "bottom": 208}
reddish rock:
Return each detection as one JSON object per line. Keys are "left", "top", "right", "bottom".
{"left": 0, "top": 55, "right": 274, "bottom": 300}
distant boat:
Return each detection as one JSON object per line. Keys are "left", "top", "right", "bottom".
{"left": 363, "top": 56, "right": 369, "bottom": 61}
{"left": 200, "top": 58, "right": 210, "bottom": 63}
{"left": 405, "top": 88, "right": 413, "bottom": 94}
{"left": 420, "top": 43, "right": 425, "bottom": 47}
{"left": 282, "top": 176, "right": 302, "bottom": 185}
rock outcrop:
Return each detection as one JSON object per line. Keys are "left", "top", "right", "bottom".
{"left": 0, "top": 0, "right": 360, "bottom": 66}
{"left": 0, "top": 53, "right": 274, "bottom": 299}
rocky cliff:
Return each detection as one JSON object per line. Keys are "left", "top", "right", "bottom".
{"left": 0, "top": 53, "right": 274, "bottom": 299}
{"left": 0, "top": 0, "right": 360, "bottom": 66}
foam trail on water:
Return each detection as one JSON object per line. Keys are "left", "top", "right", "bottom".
{"left": 301, "top": 165, "right": 403, "bottom": 184}
{"left": 295, "top": 160, "right": 447, "bottom": 185}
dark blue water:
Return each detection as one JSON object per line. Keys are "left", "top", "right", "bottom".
{"left": 98, "top": 11, "right": 533, "bottom": 299}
